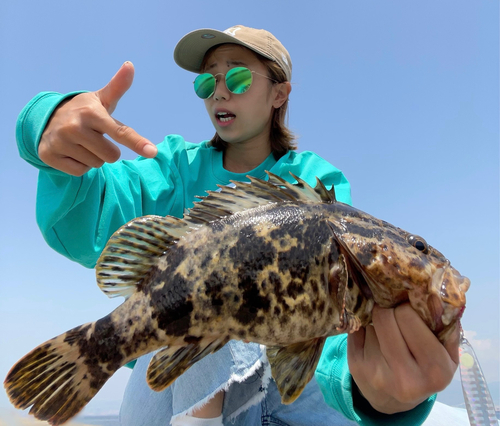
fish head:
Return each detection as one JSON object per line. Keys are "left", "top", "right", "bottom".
{"left": 328, "top": 207, "right": 470, "bottom": 343}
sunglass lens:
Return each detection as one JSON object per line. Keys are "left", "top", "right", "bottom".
{"left": 194, "top": 73, "right": 215, "bottom": 99}
{"left": 226, "top": 67, "right": 252, "bottom": 94}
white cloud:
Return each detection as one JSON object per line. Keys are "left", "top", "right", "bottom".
{"left": 463, "top": 330, "right": 499, "bottom": 360}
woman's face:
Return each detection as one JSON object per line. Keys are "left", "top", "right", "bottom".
{"left": 202, "top": 44, "right": 283, "bottom": 147}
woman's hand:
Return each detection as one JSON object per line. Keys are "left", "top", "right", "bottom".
{"left": 347, "top": 303, "right": 460, "bottom": 414}
{"left": 38, "top": 62, "right": 157, "bottom": 176}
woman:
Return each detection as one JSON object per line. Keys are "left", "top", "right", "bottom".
{"left": 16, "top": 25, "right": 459, "bottom": 426}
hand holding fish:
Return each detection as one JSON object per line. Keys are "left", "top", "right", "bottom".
{"left": 348, "top": 303, "right": 460, "bottom": 415}
{"left": 38, "top": 62, "right": 157, "bottom": 176}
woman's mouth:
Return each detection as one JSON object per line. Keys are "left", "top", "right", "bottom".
{"left": 216, "top": 112, "right": 236, "bottom": 125}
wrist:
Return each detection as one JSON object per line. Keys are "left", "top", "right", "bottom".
{"left": 352, "top": 378, "right": 422, "bottom": 415}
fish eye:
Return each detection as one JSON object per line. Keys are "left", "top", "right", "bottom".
{"left": 407, "top": 235, "right": 429, "bottom": 254}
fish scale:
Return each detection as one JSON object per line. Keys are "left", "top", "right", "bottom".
{"left": 4, "top": 172, "right": 470, "bottom": 425}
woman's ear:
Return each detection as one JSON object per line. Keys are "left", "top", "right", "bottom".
{"left": 273, "top": 82, "right": 292, "bottom": 109}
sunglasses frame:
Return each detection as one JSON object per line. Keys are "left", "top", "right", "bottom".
{"left": 193, "top": 66, "right": 278, "bottom": 99}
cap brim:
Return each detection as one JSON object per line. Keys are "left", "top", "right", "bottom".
{"left": 174, "top": 28, "right": 274, "bottom": 74}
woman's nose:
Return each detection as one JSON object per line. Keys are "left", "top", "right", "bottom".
{"left": 213, "top": 76, "right": 230, "bottom": 101}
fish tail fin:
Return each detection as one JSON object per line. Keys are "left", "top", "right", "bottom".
{"left": 4, "top": 323, "right": 116, "bottom": 425}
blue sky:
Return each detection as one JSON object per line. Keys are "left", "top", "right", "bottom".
{"left": 0, "top": 0, "right": 498, "bottom": 419}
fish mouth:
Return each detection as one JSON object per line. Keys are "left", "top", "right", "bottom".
{"left": 430, "top": 264, "right": 469, "bottom": 340}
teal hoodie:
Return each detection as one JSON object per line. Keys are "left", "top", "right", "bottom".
{"left": 16, "top": 91, "right": 435, "bottom": 425}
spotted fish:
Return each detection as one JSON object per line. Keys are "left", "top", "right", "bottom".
{"left": 4, "top": 172, "right": 470, "bottom": 425}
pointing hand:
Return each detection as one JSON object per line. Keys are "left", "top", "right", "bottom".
{"left": 39, "top": 62, "right": 157, "bottom": 176}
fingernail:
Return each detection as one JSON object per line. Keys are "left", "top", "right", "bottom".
{"left": 143, "top": 144, "right": 158, "bottom": 158}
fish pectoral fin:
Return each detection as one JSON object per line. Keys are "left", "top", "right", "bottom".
{"left": 146, "top": 337, "right": 229, "bottom": 392}
{"left": 96, "top": 215, "right": 191, "bottom": 299}
{"left": 266, "top": 337, "right": 326, "bottom": 405}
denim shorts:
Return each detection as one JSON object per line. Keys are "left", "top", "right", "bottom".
{"left": 119, "top": 340, "right": 357, "bottom": 426}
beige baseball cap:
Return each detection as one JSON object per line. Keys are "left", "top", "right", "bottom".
{"left": 174, "top": 25, "right": 292, "bottom": 81}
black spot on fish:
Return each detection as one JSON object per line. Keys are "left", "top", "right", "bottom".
{"left": 286, "top": 385, "right": 297, "bottom": 398}
{"left": 357, "top": 243, "right": 378, "bottom": 267}
{"left": 268, "top": 271, "right": 293, "bottom": 315}
{"left": 64, "top": 325, "right": 91, "bottom": 346}
{"left": 184, "top": 335, "right": 203, "bottom": 344}
{"left": 279, "top": 313, "right": 290, "bottom": 327}
{"left": 204, "top": 271, "right": 226, "bottom": 315}
{"left": 153, "top": 273, "right": 194, "bottom": 337}
{"left": 353, "top": 294, "right": 364, "bottom": 313}
{"left": 346, "top": 223, "right": 383, "bottom": 240}
{"left": 409, "top": 258, "right": 425, "bottom": 270}
{"left": 200, "top": 253, "right": 212, "bottom": 269}
{"left": 310, "top": 279, "right": 319, "bottom": 295}
{"left": 347, "top": 277, "right": 354, "bottom": 290}
{"left": 287, "top": 280, "right": 305, "bottom": 297}
{"left": 73, "top": 319, "right": 121, "bottom": 389}
{"left": 234, "top": 272, "right": 271, "bottom": 325}
{"left": 230, "top": 225, "right": 277, "bottom": 271}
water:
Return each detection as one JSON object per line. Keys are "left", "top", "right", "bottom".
{"left": 75, "top": 415, "right": 120, "bottom": 426}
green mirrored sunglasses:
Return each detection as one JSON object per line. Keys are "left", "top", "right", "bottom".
{"left": 193, "top": 67, "right": 277, "bottom": 99}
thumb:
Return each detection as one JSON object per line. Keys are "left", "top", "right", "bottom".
{"left": 97, "top": 61, "right": 135, "bottom": 114}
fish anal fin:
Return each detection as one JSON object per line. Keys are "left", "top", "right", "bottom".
{"left": 266, "top": 337, "right": 326, "bottom": 404}
{"left": 146, "top": 337, "right": 228, "bottom": 392}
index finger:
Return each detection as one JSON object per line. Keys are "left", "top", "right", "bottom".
{"left": 371, "top": 305, "right": 414, "bottom": 367}
{"left": 100, "top": 115, "right": 157, "bottom": 158}
{"left": 396, "top": 304, "right": 458, "bottom": 367}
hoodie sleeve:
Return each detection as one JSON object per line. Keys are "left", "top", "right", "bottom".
{"left": 315, "top": 336, "right": 436, "bottom": 425}
{"left": 16, "top": 91, "right": 85, "bottom": 172}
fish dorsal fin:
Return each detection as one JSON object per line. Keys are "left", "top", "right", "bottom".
{"left": 267, "top": 172, "right": 336, "bottom": 203}
{"left": 96, "top": 172, "right": 335, "bottom": 298}
{"left": 96, "top": 215, "right": 198, "bottom": 298}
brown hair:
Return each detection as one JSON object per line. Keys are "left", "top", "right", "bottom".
{"left": 201, "top": 45, "right": 296, "bottom": 159}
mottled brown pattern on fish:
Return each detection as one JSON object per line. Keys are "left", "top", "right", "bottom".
{"left": 5, "top": 172, "right": 469, "bottom": 424}
{"left": 140, "top": 203, "right": 346, "bottom": 348}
